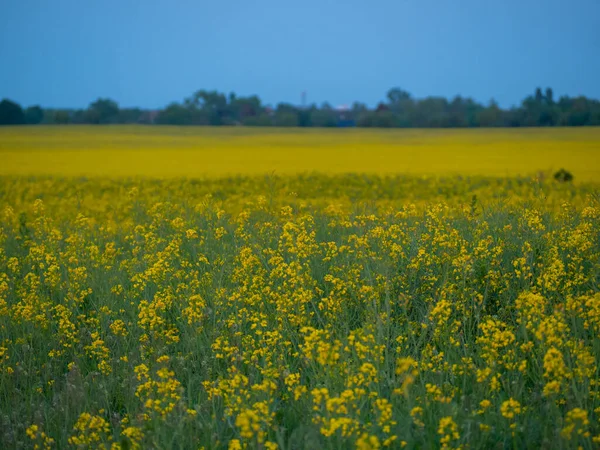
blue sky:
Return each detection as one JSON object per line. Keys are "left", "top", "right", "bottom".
{"left": 1, "top": 0, "right": 599, "bottom": 109}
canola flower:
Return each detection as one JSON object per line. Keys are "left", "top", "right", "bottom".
{"left": 0, "top": 172, "right": 599, "bottom": 449}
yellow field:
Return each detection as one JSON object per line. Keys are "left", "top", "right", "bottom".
{"left": 1, "top": 126, "right": 599, "bottom": 180}
{"left": 2, "top": 126, "right": 600, "bottom": 449}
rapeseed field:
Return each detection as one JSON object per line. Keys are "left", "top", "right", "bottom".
{"left": 1, "top": 126, "right": 599, "bottom": 180}
{"left": 1, "top": 127, "right": 600, "bottom": 449}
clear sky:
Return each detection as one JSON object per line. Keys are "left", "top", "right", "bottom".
{"left": 1, "top": 0, "right": 599, "bottom": 109}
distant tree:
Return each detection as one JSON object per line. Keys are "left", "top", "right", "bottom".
{"left": 591, "top": 101, "right": 600, "bottom": 125}
{"left": 274, "top": 112, "right": 298, "bottom": 127}
{"left": 560, "top": 97, "right": 592, "bottom": 126}
{"left": 504, "top": 108, "right": 526, "bottom": 127}
{"left": 0, "top": 99, "right": 25, "bottom": 125}
{"left": 243, "top": 114, "right": 272, "bottom": 126}
{"left": 69, "top": 109, "right": 88, "bottom": 124}
{"left": 386, "top": 88, "right": 411, "bottom": 112}
{"left": 373, "top": 111, "right": 397, "bottom": 127}
{"left": 276, "top": 103, "right": 298, "bottom": 114}
{"left": 476, "top": 99, "right": 503, "bottom": 127}
{"left": 230, "top": 95, "right": 262, "bottom": 122}
{"left": 310, "top": 110, "right": 337, "bottom": 127}
{"left": 535, "top": 87, "right": 544, "bottom": 103}
{"left": 85, "top": 98, "right": 120, "bottom": 124}
{"left": 454, "top": 97, "right": 483, "bottom": 127}
{"left": 155, "top": 103, "right": 194, "bottom": 125}
{"left": 189, "top": 90, "right": 228, "bottom": 125}
{"left": 53, "top": 110, "right": 70, "bottom": 124}
{"left": 41, "top": 109, "right": 56, "bottom": 124}
{"left": 385, "top": 88, "right": 414, "bottom": 126}
{"left": 351, "top": 102, "right": 368, "bottom": 115}
{"left": 538, "top": 105, "right": 558, "bottom": 126}
{"left": 545, "top": 88, "right": 554, "bottom": 105}
{"left": 520, "top": 88, "right": 560, "bottom": 126}
{"left": 297, "top": 107, "right": 314, "bottom": 127}
{"left": 83, "top": 109, "right": 101, "bottom": 124}
{"left": 270, "top": 103, "right": 299, "bottom": 126}
{"left": 138, "top": 110, "right": 159, "bottom": 124}
{"left": 357, "top": 111, "right": 396, "bottom": 128}
{"left": 24, "top": 105, "right": 44, "bottom": 124}
{"left": 444, "top": 96, "right": 471, "bottom": 127}
{"left": 117, "top": 108, "right": 144, "bottom": 124}
{"left": 411, "top": 97, "right": 449, "bottom": 127}
{"left": 356, "top": 112, "right": 374, "bottom": 127}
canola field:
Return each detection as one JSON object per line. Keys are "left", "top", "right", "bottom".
{"left": 1, "top": 126, "right": 599, "bottom": 180}
{"left": 1, "top": 127, "right": 600, "bottom": 449}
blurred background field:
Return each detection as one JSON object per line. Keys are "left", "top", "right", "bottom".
{"left": 1, "top": 126, "right": 599, "bottom": 180}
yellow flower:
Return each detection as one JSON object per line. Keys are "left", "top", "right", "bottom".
{"left": 500, "top": 398, "right": 521, "bottom": 420}
{"left": 356, "top": 433, "right": 381, "bottom": 450}
{"left": 68, "top": 412, "right": 110, "bottom": 447}
{"left": 438, "top": 416, "right": 460, "bottom": 449}
{"left": 561, "top": 408, "right": 590, "bottom": 439}
{"left": 228, "top": 439, "right": 242, "bottom": 450}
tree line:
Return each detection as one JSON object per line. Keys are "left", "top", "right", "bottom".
{"left": 1, "top": 87, "right": 599, "bottom": 127}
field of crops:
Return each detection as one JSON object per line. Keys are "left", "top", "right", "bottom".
{"left": 1, "top": 127, "right": 600, "bottom": 449}
{"left": 1, "top": 126, "right": 599, "bottom": 180}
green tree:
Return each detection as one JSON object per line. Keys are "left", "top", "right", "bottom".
{"left": 386, "top": 88, "right": 411, "bottom": 112}
{"left": 156, "top": 103, "right": 194, "bottom": 125}
{"left": 0, "top": 99, "right": 25, "bottom": 125}
{"left": 535, "top": 87, "right": 544, "bottom": 103}
{"left": 276, "top": 103, "right": 298, "bottom": 114}
{"left": 357, "top": 111, "right": 396, "bottom": 128}
{"left": 24, "top": 105, "right": 44, "bottom": 124}
{"left": 230, "top": 95, "right": 262, "bottom": 122}
{"left": 117, "top": 108, "right": 143, "bottom": 124}
{"left": 274, "top": 112, "right": 298, "bottom": 127}
{"left": 85, "top": 98, "right": 120, "bottom": 124}
{"left": 189, "top": 90, "right": 228, "bottom": 125}
{"left": 545, "top": 88, "right": 554, "bottom": 105}
{"left": 243, "top": 114, "right": 272, "bottom": 126}
{"left": 310, "top": 110, "right": 337, "bottom": 127}
{"left": 476, "top": 99, "right": 503, "bottom": 127}
{"left": 351, "top": 102, "right": 368, "bottom": 115}
{"left": 53, "top": 110, "right": 70, "bottom": 124}
{"left": 559, "top": 97, "right": 592, "bottom": 126}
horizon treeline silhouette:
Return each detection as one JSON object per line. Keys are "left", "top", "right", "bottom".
{"left": 1, "top": 87, "right": 599, "bottom": 127}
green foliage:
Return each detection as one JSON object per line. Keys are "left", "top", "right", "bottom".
{"left": 155, "top": 103, "right": 198, "bottom": 125}
{"left": 357, "top": 111, "right": 396, "bottom": 127}
{"left": 0, "top": 99, "right": 25, "bottom": 125}
{"left": 310, "top": 110, "right": 337, "bottom": 127}
{"left": 85, "top": 98, "right": 120, "bottom": 124}
{"left": 243, "top": 114, "right": 272, "bottom": 126}
{"left": 4, "top": 87, "right": 600, "bottom": 127}
{"left": 52, "top": 110, "right": 70, "bottom": 124}
{"left": 554, "top": 168, "right": 574, "bottom": 182}
{"left": 274, "top": 111, "right": 299, "bottom": 127}
{"left": 24, "top": 106, "right": 44, "bottom": 124}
